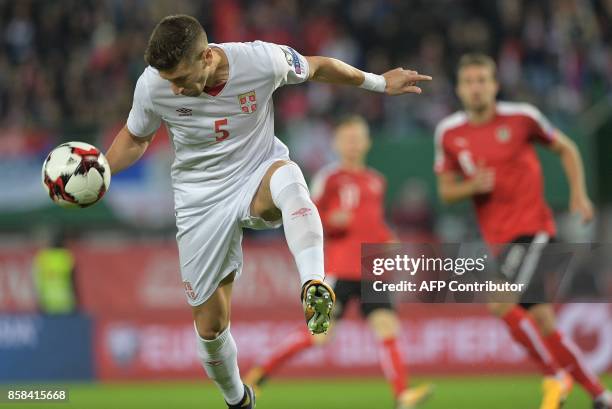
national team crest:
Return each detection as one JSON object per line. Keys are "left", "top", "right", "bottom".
{"left": 238, "top": 91, "right": 257, "bottom": 114}
{"left": 496, "top": 126, "right": 511, "bottom": 143}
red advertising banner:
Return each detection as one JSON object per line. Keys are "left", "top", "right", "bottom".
{"left": 94, "top": 304, "right": 612, "bottom": 380}
{"left": 72, "top": 239, "right": 303, "bottom": 318}
{"left": 3, "top": 240, "right": 611, "bottom": 379}
{"left": 0, "top": 239, "right": 302, "bottom": 316}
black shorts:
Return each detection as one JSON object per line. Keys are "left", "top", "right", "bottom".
{"left": 496, "top": 233, "right": 560, "bottom": 309}
{"left": 330, "top": 278, "right": 395, "bottom": 319}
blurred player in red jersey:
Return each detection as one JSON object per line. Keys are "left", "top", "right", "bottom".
{"left": 434, "top": 54, "right": 611, "bottom": 409}
{"left": 246, "top": 116, "right": 433, "bottom": 409}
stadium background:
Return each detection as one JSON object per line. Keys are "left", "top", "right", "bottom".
{"left": 0, "top": 0, "right": 611, "bottom": 408}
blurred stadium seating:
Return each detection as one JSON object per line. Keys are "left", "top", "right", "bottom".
{"left": 1, "top": 0, "right": 611, "bottom": 233}
{"left": 0, "top": 1, "right": 611, "bottom": 405}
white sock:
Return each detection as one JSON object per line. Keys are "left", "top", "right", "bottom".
{"left": 269, "top": 163, "right": 325, "bottom": 286}
{"left": 195, "top": 323, "right": 244, "bottom": 405}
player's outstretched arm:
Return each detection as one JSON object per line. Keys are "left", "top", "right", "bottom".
{"left": 105, "top": 126, "right": 154, "bottom": 175}
{"left": 305, "top": 56, "right": 432, "bottom": 95}
{"left": 547, "top": 131, "right": 594, "bottom": 222}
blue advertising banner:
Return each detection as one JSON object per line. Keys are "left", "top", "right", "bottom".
{"left": 0, "top": 314, "right": 93, "bottom": 381}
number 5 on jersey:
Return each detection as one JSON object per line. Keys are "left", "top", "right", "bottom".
{"left": 215, "top": 119, "right": 230, "bottom": 142}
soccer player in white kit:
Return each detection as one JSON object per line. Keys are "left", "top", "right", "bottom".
{"left": 105, "top": 15, "right": 431, "bottom": 408}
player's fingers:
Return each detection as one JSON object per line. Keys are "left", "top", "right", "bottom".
{"left": 407, "top": 74, "right": 433, "bottom": 82}
{"left": 402, "top": 85, "right": 423, "bottom": 94}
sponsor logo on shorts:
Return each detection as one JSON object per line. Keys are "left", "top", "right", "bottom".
{"left": 291, "top": 207, "right": 312, "bottom": 219}
{"left": 183, "top": 281, "right": 196, "bottom": 300}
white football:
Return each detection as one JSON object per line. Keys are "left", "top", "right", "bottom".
{"left": 42, "top": 141, "right": 111, "bottom": 208}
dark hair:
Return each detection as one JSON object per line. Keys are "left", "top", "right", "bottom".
{"left": 144, "top": 15, "right": 207, "bottom": 71}
{"left": 457, "top": 53, "right": 497, "bottom": 77}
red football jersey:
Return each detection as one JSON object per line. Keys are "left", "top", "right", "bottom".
{"left": 311, "top": 165, "right": 393, "bottom": 280}
{"left": 434, "top": 101, "right": 557, "bottom": 245}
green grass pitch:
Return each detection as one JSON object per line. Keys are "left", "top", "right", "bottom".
{"left": 3, "top": 375, "right": 610, "bottom": 409}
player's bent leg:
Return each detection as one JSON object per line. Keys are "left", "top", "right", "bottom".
{"left": 251, "top": 160, "right": 335, "bottom": 333}
{"left": 492, "top": 303, "right": 561, "bottom": 375}
{"left": 368, "top": 309, "right": 405, "bottom": 397}
{"left": 193, "top": 272, "right": 254, "bottom": 408}
{"left": 529, "top": 304, "right": 608, "bottom": 404}
{"left": 367, "top": 309, "right": 433, "bottom": 409}
{"left": 249, "top": 160, "right": 288, "bottom": 223}
{"left": 251, "top": 160, "right": 324, "bottom": 285}
{"left": 192, "top": 272, "right": 234, "bottom": 339}
{"left": 494, "top": 303, "right": 572, "bottom": 409}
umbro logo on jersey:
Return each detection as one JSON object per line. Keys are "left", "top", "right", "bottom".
{"left": 176, "top": 107, "right": 192, "bottom": 117}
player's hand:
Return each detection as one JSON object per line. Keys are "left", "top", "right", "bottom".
{"left": 570, "top": 193, "right": 594, "bottom": 223}
{"left": 329, "top": 210, "right": 352, "bottom": 228}
{"left": 471, "top": 163, "right": 495, "bottom": 194}
{"left": 382, "top": 68, "right": 432, "bottom": 96}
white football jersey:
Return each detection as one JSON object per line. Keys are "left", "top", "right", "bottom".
{"left": 126, "top": 41, "right": 310, "bottom": 213}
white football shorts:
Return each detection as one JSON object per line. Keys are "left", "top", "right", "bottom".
{"left": 175, "top": 157, "right": 286, "bottom": 306}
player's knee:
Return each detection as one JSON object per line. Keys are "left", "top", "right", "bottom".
{"left": 252, "top": 160, "right": 305, "bottom": 220}
{"left": 270, "top": 160, "right": 293, "bottom": 174}
{"left": 527, "top": 305, "right": 556, "bottom": 336}
{"left": 269, "top": 162, "right": 310, "bottom": 205}
{"left": 487, "top": 302, "right": 514, "bottom": 317}
{"left": 195, "top": 323, "right": 229, "bottom": 340}
{"left": 193, "top": 314, "right": 230, "bottom": 340}
{"left": 368, "top": 309, "right": 400, "bottom": 340}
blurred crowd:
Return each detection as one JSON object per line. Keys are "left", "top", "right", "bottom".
{"left": 1, "top": 0, "right": 611, "bottom": 150}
